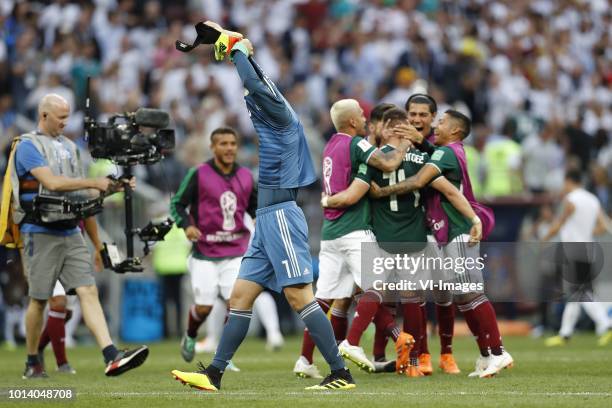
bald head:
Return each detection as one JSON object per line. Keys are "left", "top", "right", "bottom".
{"left": 330, "top": 99, "right": 364, "bottom": 134}
{"left": 38, "top": 94, "right": 70, "bottom": 137}
{"left": 38, "top": 94, "right": 69, "bottom": 117}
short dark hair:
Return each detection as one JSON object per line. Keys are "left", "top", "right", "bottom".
{"left": 210, "top": 127, "right": 239, "bottom": 143}
{"left": 405, "top": 93, "right": 437, "bottom": 114}
{"left": 370, "top": 103, "right": 395, "bottom": 123}
{"left": 445, "top": 109, "right": 471, "bottom": 139}
{"left": 565, "top": 168, "right": 582, "bottom": 184}
{"left": 382, "top": 108, "right": 408, "bottom": 127}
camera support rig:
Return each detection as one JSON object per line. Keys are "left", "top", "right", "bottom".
{"left": 84, "top": 77, "right": 175, "bottom": 273}
{"left": 99, "top": 166, "right": 172, "bottom": 273}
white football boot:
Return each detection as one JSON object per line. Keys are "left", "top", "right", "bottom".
{"left": 338, "top": 340, "right": 375, "bottom": 373}
{"left": 293, "top": 356, "right": 323, "bottom": 379}
{"left": 468, "top": 354, "right": 491, "bottom": 378}
{"left": 479, "top": 350, "right": 514, "bottom": 378}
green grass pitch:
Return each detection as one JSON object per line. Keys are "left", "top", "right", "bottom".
{"left": 0, "top": 334, "right": 610, "bottom": 407}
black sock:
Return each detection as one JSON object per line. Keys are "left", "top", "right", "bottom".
{"left": 206, "top": 365, "right": 223, "bottom": 384}
{"left": 27, "top": 354, "right": 39, "bottom": 366}
{"left": 102, "top": 345, "right": 119, "bottom": 364}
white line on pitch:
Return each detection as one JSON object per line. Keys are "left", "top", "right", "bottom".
{"left": 76, "top": 391, "right": 612, "bottom": 397}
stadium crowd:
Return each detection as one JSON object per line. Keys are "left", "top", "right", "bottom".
{"left": 1, "top": 0, "right": 610, "bottom": 203}
{"left": 0, "top": 0, "right": 610, "bottom": 346}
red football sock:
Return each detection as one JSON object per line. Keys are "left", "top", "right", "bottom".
{"left": 474, "top": 300, "right": 503, "bottom": 355}
{"left": 372, "top": 304, "right": 395, "bottom": 360}
{"left": 458, "top": 296, "right": 489, "bottom": 356}
{"left": 377, "top": 304, "right": 401, "bottom": 342}
{"left": 39, "top": 309, "right": 73, "bottom": 353}
{"left": 300, "top": 298, "right": 330, "bottom": 363}
{"left": 38, "top": 324, "right": 51, "bottom": 351}
{"left": 330, "top": 307, "right": 348, "bottom": 343}
{"left": 186, "top": 305, "right": 207, "bottom": 338}
{"left": 419, "top": 303, "right": 430, "bottom": 355}
{"left": 436, "top": 302, "right": 455, "bottom": 354}
{"left": 402, "top": 302, "right": 422, "bottom": 358}
{"left": 46, "top": 308, "right": 68, "bottom": 366}
{"left": 372, "top": 326, "right": 389, "bottom": 361}
{"left": 346, "top": 290, "right": 383, "bottom": 346}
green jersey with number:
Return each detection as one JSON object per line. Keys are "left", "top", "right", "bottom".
{"left": 322, "top": 136, "right": 376, "bottom": 241}
{"left": 369, "top": 145, "right": 428, "bottom": 253}
{"left": 427, "top": 146, "right": 471, "bottom": 241}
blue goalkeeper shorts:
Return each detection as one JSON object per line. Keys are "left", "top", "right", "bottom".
{"left": 238, "top": 201, "right": 313, "bottom": 292}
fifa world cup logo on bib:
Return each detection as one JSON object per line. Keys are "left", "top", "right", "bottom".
{"left": 323, "top": 157, "right": 333, "bottom": 195}
{"left": 220, "top": 191, "right": 238, "bottom": 231}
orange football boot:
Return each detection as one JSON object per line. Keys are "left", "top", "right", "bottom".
{"left": 405, "top": 364, "right": 424, "bottom": 378}
{"left": 418, "top": 353, "right": 433, "bottom": 376}
{"left": 439, "top": 353, "right": 461, "bottom": 374}
{"left": 395, "top": 332, "right": 415, "bottom": 374}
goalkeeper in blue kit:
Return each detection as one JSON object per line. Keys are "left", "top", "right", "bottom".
{"left": 171, "top": 21, "right": 354, "bottom": 391}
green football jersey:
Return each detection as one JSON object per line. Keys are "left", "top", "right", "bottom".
{"left": 322, "top": 136, "right": 376, "bottom": 241}
{"left": 427, "top": 146, "right": 472, "bottom": 241}
{"left": 369, "top": 145, "right": 428, "bottom": 253}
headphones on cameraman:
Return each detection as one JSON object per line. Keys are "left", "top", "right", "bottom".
{"left": 405, "top": 93, "right": 437, "bottom": 113}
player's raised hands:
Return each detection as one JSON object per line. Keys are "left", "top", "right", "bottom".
{"left": 235, "top": 38, "right": 254, "bottom": 56}
{"left": 203, "top": 21, "right": 244, "bottom": 40}
{"left": 393, "top": 122, "right": 423, "bottom": 144}
{"left": 380, "top": 119, "right": 393, "bottom": 143}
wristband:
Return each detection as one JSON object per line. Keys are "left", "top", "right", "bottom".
{"left": 321, "top": 196, "right": 329, "bottom": 208}
{"left": 471, "top": 216, "right": 481, "bottom": 225}
{"left": 230, "top": 42, "right": 249, "bottom": 61}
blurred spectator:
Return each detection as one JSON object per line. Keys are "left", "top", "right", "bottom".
{"left": 0, "top": 0, "right": 609, "bottom": 245}
{"left": 522, "top": 121, "right": 565, "bottom": 194}
{"left": 482, "top": 120, "right": 523, "bottom": 197}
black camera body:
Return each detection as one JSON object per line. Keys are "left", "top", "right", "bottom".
{"left": 84, "top": 105, "right": 176, "bottom": 273}
{"left": 86, "top": 108, "right": 175, "bottom": 165}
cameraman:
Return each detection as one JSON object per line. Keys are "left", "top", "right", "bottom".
{"left": 12, "top": 93, "right": 148, "bottom": 378}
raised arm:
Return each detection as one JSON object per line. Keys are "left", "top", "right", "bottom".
{"left": 230, "top": 40, "right": 292, "bottom": 128}
{"left": 366, "top": 139, "right": 412, "bottom": 172}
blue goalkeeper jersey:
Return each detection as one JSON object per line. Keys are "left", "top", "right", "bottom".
{"left": 233, "top": 52, "right": 317, "bottom": 190}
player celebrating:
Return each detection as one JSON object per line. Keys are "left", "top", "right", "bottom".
{"left": 367, "top": 103, "right": 395, "bottom": 147}
{"left": 171, "top": 22, "right": 354, "bottom": 391}
{"left": 370, "top": 109, "right": 513, "bottom": 378}
{"left": 171, "top": 126, "right": 279, "bottom": 366}
{"left": 403, "top": 94, "right": 460, "bottom": 375}
{"left": 324, "top": 108, "right": 481, "bottom": 376}
{"left": 294, "top": 99, "right": 414, "bottom": 378}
